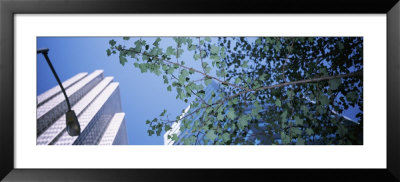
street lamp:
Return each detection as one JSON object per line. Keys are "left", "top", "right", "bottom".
{"left": 37, "top": 48, "right": 81, "bottom": 136}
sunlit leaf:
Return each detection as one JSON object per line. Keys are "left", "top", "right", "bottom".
{"left": 211, "top": 45, "right": 219, "bottom": 54}
{"left": 222, "top": 133, "right": 230, "bottom": 143}
{"left": 275, "top": 99, "right": 282, "bottom": 107}
{"left": 227, "top": 108, "right": 236, "bottom": 120}
{"left": 205, "top": 130, "right": 217, "bottom": 141}
{"left": 119, "top": 55, "right": 127, "bottom": 66}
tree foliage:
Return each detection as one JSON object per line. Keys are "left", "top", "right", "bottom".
{"left": 107, "top": 37, "right": 363, "bottom": 145}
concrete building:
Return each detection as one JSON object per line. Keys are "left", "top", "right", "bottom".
{"left": 37, "top": 70, "right": 128, "bottom": 145}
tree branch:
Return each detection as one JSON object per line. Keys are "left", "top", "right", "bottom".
{"left": 123, "top": 47, "right": 251, "bottom": 91}
{"left": 178, "top": 71, "right": 362, "bottom": 123}
{"left": 170, "top": 74, "right": 210, "bottom": 106}
{"left": 217, "top": 71, "right": 363, "bottom": 106}
{"left": 162, "top": 59, "right": 250, "bottom": 91}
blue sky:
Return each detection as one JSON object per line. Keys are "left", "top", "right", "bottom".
{"left": 37, "top": 37, "right": 193, "bottom": 145}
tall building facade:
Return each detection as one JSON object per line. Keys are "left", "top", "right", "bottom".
{"left": 37, "top": 70, "right": 128, "bottom": 145}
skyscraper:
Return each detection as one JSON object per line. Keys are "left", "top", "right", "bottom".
{"left": 37, "top": 70, "right": 128, "bottom": 145}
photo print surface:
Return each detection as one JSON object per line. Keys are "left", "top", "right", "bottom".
{"left": 37, "top": 37, "right": 363, "bottom": 145}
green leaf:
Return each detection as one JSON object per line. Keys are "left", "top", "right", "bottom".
{"left": 220, "top": 47, "right": 226, "bottom": 59}
{"left": 188, "top": 44, "right": 197, "bottom": 51}
{"left": 232, "top": 98, "right": 238, "bottom": 104}
{"left": 182, "top": 138, "right": 190, "bottom": 145}
{"left": 167, "top": 85, "right": 172, "bottom": 92}
{"left": 204, "top": 37, "right": 211, "bottom": 42}
{"left": 319, "top": 67, "right": 328, "bottom": 76}
{"left": 140, "top": 40, "right": 147, "bottom": 46}
{"left": 162, "top": 64, "right": 168, "bottom": 71}
{"left": 205, "top": 130, "right": 217, "bottom": 141}
{"left": 222, "top": 133, "right": 230, "bottom": 143}
{"left": 134, "top": 40, "right": 142, "bottom": 47}
{"left": 317, "top": 105, "right": 326, "bottom": 114}
{"left": 109, "top": 39, "right": 116, "bottom": 46}
{"left": 217, "top": 112, "right": 224, "bottom": 121}
{"left": 329, "top": 78, "right": 341, "bottom": 91}
{"left": 275, "top": 99, "right": 282, "bottom": 107}
{"left": 142, "top": 54, "right": 148, "bottom": 61}
{"left": 177, "top": 48, "right": 184, "bottom": 58}
{"left": 319, "top": 95, "right": 329, "bottom": 105}
{"left": 281, "top": 132, "right": 291, "bottom": 144}
{"left": 204, "top": 78, "right": 212, "bottom": 86}
{"left": 202, "top": 61, "right": 208, "bottom": 68}
{"left": 189, "top": 68, "right": 195, "bottom": 74}
{"left": 167, "top": 67, "right": 175, "bottom": 74}
{"left": 156, "top": 128, "right": 162, "bottom": 136}
{"left": 346, "top": 91, "right": 358, "bottom": 103}
{"left": 160, "top": 109, "right": 167, "bottom": 116}
{"left": 193, "top": 54, "right": 200, "bottom": 60}
{"left": 259, "top": 74, "right": 267, "bottom": 81}
{"left": 139, "top": 63, "right": 148, "bottom": 73}
{"left": 153, "top": 37, "right": 161, "bottom": 46}
{"left": 255, "top": 38, "right": 262, "bottom": 45}
{"left": 287, "top": 90, "right": 294, "bottom": 99}
{"left": 145, "top": 120, "right": 150, "bottom": 124}
{"left": 238, "top": 115, "right": 250, "bottom": 130}
{"left": 296, "top": 138, "right": 305, "bottom": 145}
{"left": 338, "top": 42, "right": 345, "bottom": 50}
{"left": 234, "top": 77, "right": 241, "bottom": 84}
{"left": 200, "top": 50, "right": 206, "bottom": 58}
{"left": 274, "top": 45, "right": 280, "bottom": 52}
{"left": 106, "top": 49, "right": 111, "bottom": 56}
{"left": 164, "top": 125, "right": 172, "bottom": 131}
{"left": 181, "top": 69, "right": 189, "bottom": 77}
{"left": 281, "top": 110, "right": 288, "bottom": 123}
{"left": 205, "top": 66, "right": 211, "bottom": 74}
{"left": 166, "top": 46, "right": 175, "bottom": 56}
{"left": 301, "top": 105, "right": 309, "bottom": 114}
{"left": 295, "top": 116, "right": 303, "bottom": 126}
{"left": 123, "top": 37, "right": 130, "bottom": 40}
{"left": 210, "top": 45, "right": 219, "bottom": 54}
{"left": 227, "top": 108, "right": 236, "bottom": 120}
{"left": 119, "top": 55, "right": 127, "bottom": 66}
{"left": 242, "top": 61, "right": 249, "bottom": 68}
{"left": 171, "top": 134, "right": 179, "bottom": 141}
{"left": 290, "top": 127, "right": 302, "bottom": 136}
{"left": 306, "top": 128, "right": 314, "bottom": 135}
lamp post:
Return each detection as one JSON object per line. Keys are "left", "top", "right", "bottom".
{"left": 37, "top": 48, "right": 81, "bottom": 136}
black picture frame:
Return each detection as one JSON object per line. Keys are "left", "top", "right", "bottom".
{"left": 1, "top": 0, "right": 399, "bottom": 181}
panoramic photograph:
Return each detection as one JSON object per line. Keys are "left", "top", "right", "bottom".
{"left": 36, "top": 37, "right": 363, "bottom": 145}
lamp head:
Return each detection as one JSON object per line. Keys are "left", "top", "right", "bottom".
{"left": 37, "top": 48, "right": 49, "bottom": 54}
{"left": 66, "top": 110, "right": 81, "bottom": 136}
